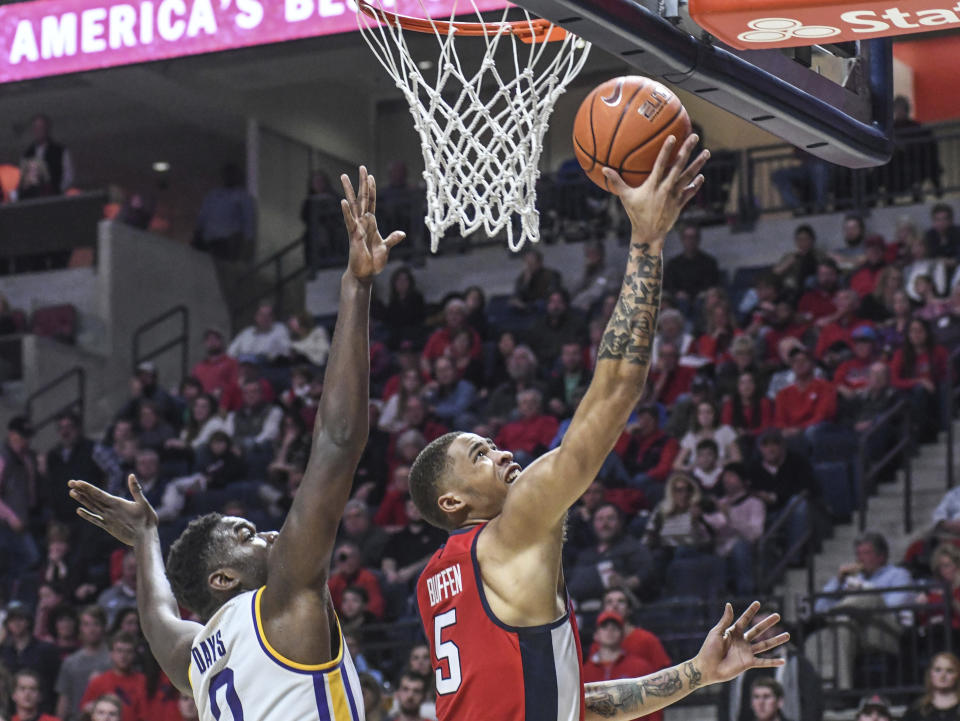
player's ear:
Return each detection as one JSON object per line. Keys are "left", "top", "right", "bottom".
{"left": 437, "top": 491, "right": 465, "bottom": 516}
{"left": 208, "top": 568, "right": 241, "bottom": 593}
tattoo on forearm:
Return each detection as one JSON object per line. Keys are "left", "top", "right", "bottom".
{"left": 598, "top": 242, "right": 663, "bottom": 366}
{"left": 585, "top": 664, "right": 698, "bottom": 719}
{"left": 683, "top": 661, "right": 702, "bottom": 689}
{"left": 585, "top": 684, "right": 644, "bottom": 718}
{"left": 641, "top": 669, "right": 682, "bottom": 697}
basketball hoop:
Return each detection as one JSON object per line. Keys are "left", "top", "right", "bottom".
{"left": 356, "top": 0, "right": 590, "bottom": 252}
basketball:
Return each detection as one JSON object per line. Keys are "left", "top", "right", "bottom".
{"left": 572, "top": 76, "right": 691, "bottom": 192}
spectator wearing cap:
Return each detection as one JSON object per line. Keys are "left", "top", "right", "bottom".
{"left": 116, "top": 361, "right": 184, "bottom": 430}
{"left": 797, "top": 260, "right": 840, "bottom": 322}
{"left": 55, "top": 606, "right": 110, "bottom": 721}
{"left": 835, "top": 326, "right": 881, "bottom": 399}
{"left": 850, "top": 236, "right": 889, "bottom": 298}
{"left": 421, "top": 298, "right": 482, "bottom": 373}
{"left": 191, "top": 328, "right": 239, "bottom": 401}
{"left": 41, "top": 412, "right": 105, "bottom": 526}
{"left": 0, "top": 416, "right": 40, "bottom": 591}
{"left": 228, "top": 303, "right": 291, "bottom": 363}
{"left": 526, "top": 289, "right": 587, "bottom": 368}
{"left": 11, "top": 668, "right": 60, "bottom": 721}
{"left": 587, "top": 587, "right": 672, "bottom": 670}
{"left": 813, "top": 289, "right": 873, "bottom": 361}
{"left": 773, "top": 346, "right": 841, "bottom": 453}
{"left": 582, "top": 610, "right": 663, "bottom": 720}
{"left": 807, "top": 533, "right": 912, "bottom": 689}
{"left": 747, "top": 429, "right": 818, "bottom": 555}
{"left": 614, "top": 405, "right": 679, "bottom": 508}
{"left": 857, "top": 696, "right": 894, "bottom": 721}
{"left": 1, "top": 602, "right": 61, "bottom": 710}
{"left": 903, "top": 652, "right": 960, "bottom": 721}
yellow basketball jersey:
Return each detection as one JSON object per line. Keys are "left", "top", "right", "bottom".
{"left": 188, "top": 587, "right": 364, "bottom": 721}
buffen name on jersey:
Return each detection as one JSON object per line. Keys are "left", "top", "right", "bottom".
{"left": 426, "top": 564, "right": 463, "bottom": 607}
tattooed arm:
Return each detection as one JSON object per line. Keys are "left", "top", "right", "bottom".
{"left": 494, "top": 135, "right": 710, "bottom": 539}
{"left": 586, "top": 603, "right": 790, "bottom": 721}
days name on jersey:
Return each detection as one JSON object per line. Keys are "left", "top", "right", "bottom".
{"left": 191, "top": 630, "right": 226, "bottom": 674}
{"left": 427, "top": 564, "right": 463, "bottom": 607}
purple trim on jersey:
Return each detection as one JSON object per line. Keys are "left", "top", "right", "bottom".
{"left": 468, "top": 524, "right": 570, "bottom": 633}
{"left": 249, "top": 592, "right": 343, "bottom": 676}
{"left": 312, "top": 674, "right": 333, "bottom": 721}
{"left": 345, "top": 672, "right": 362, "bottom": 721}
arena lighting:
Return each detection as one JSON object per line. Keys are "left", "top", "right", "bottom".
{"left": 152, "top": 161, "right": 170, "bottom": 172}
{"left": 0, "top": 0, "right": 510, "bottom": 84}
{"left": 690, "top": 0, "right": 960, "bottom": 48}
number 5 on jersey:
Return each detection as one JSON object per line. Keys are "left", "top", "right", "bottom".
{"left": 434, "top": 609, "right": 462, "bottom": 695}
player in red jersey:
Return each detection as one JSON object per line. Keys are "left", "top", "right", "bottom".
{"left": 410, "top": 135, "right": 790, "bottom": 721}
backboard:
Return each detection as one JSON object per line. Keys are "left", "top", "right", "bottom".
{"left": 512, "top": 0, "right": 894, "bottom": 168}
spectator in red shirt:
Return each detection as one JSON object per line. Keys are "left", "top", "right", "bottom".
{"left": 891, "top": 317, "right": 949, "bottom": 441}
{"left": 373, "top": 464, "right": 412, "bottom": 530}
{"left": 694, "top": 302, "right": 741, "bottom": 364}
{"left": 762, "top": 300, "right": 811, "bottom": 364}
{"left": 849, "top": 236, "right": 888, "bottom": 298}
{"left": 495, "top": 389, "right": 559, "bottom": 465}
{"left": 420, "top": 298, "right": 481, "bottom": 373}
{"left": 835, "top": 326, "right": 881, "bottom": 400}
{"left": 328, "top": 541, "right": 386, "bottom": 620}
{"left": 648, "top": 343, "right": 697, "bottom": 407}
{"left": 813, "top": 289, "right": 873, "bottom": 361}
{"left": 587, "top": 587, "right": 672, "bottom": 670}
{"left": 79, "top": 633, "right": 147, "bottom": 721}
{"left": 12, "top": 669, "right": 60, "bottom": 721}
{"left": 190, "top": 329, "right": 239, "bottom": 402}
{"left": 798, "top": 260, "right": 840, "bottom": 322}
{"left": 615, "top": 405, "right": 680, "bottom": 509}
{"left": 582, "top": 611, "right": 663, "bottom": 721}
{"left": 774, "top": 346, "right": 845, "bottom": 456}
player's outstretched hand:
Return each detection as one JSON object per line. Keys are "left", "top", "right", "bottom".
{"left": 694, "top": 601, "right": 790, "bottom": 686}
{"left": 603, "top": 134, "right": 709, "bottom": 242}
{"left": 340, "top": 165, "right": 406, "bottom": 282}
{"left": 68, "top": 474, "right": 158, "bottom": 547}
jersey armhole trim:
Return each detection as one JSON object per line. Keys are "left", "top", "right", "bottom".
{"left": 469, "top": 525, "right": 570, "bottom": 634}
{"left": 252, "top": 586, "right": 344, "bottom": 673}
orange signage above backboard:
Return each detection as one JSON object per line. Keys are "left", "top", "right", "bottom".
{"left": 689, "top": 0, "right": 960, "bottom": 49}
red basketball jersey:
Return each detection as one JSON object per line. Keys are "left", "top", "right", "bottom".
{"left": 417, "top": 524, "right": 585, "bottom": 721}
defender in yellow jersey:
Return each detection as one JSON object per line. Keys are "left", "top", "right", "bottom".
{"left": 69, "top": 166, "right": 404, "bottom": 721}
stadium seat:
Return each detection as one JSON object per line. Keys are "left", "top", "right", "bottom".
{"left": 30, "top": 303, "right": 78, "bottom": 344}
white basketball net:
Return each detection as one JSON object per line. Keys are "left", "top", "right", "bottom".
{"left": 357, "top": 1, "right": 590, "bottom": 252}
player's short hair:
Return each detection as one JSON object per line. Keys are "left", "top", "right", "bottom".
{"left": 751, "top": 677, "right": 784, "bottom": 698}
{"left": 410, "top": 432, "right": 462, "bottom": 530}
{"left": 166, "top": 513, "right": 225, "bottom": 620}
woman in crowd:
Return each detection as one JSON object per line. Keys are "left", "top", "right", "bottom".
{"left": 918, "top": 544, "right": 960, "bottom": 652}
{"left": 643, "top": 473, "right": 716, "bottom": 572}
{"left": 891, "top": 317, "right": 949, "bottom": 441}
{"left": 722, "top": 370, "right": 774, "bottom": 449}
{"left": 287, "top": 311, "right": 331, "bottom": 368}
{"left": 379, "top": 266, "right": 426, "bottom": 347}
{"left": 165, "top": 393, "right": 228, "bottom": 455}
{"left": 674, "top": 400, "right": 741, "bottom": 470}
{"left": 464, "top": 285, "right": 489, "bottom": 340}
{"left": 378, "top": 368, "right": 426, "bottom": 434}
{"left": 903, "top": 653, "right": 960, "bottom": 721}
{"left": 694, "top": 300, "right": 740, "bottom": 364}
{"left": 880, "top": 289, "right": 916, "bottom": 356}
{"left": 862, "top": 265, "right": 906, "bottom": 322}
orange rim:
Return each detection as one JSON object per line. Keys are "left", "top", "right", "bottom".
{"left": 357, "top": 0, "right": 568, "bottom": 43}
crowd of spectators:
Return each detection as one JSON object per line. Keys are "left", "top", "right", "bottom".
{"left": 4, "top": 193, "right": 960, "bottom": 720}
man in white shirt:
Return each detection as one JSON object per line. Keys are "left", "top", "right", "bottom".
{"left": 228, "top": 303, "right": 291, "bottom": 362}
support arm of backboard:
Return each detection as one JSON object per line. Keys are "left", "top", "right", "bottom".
{"left": 516, "top": 0, "right": 893, "bottom": 167}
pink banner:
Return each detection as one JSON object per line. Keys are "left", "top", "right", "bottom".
{"left": 0, "top": 0, "right": 511, "bottom": 83}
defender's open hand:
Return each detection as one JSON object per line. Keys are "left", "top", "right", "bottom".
{"left": 340, "top": 166, "right": 406, "bottom": 281}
